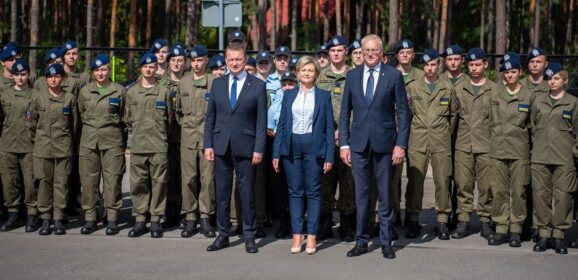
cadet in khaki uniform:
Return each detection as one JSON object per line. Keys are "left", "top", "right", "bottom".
{"left": 125, "top": 52, "right": 171, "bottom": 238}
{"left": 151, "top": 39, "right": 170, "bottom": 78}
{"left": 177, "top": 45, "right": 217, "bottom": 238}
{"left": 77, "top": 54, "right": 126, "bottom": 236}
{"left": 61, "top": 41, "right": 91, "bottom": 88}
{"left": 348, "top": 39, "right": 363, "bottom": 67}
{"left": 316, "top": 45, "right": 330, "bottom": 69}
{"left": 531, "top": 64, "right": 577, "bottom": 255}
{"left": 34, "top": 48, "right": 80, "bottom": 97}
{"left": 406, "top": 49, "right": 457, "bottom": 240}
{"left": 160, "top": 44, "right": 186, "bottom": 228}
{"left": 316, "top": 36, "right": 356, "bottom": 242}
{"left": 31, "top": 64, "right": 78, "bottom": 236}
{"left": 0, "top": 60, "right": 38, "bottom": 232}
{"left": 394, "top": 39, "right": 424, "bottom": 235}
{"left": 487, "top": 57, "right": 533, "bottom": 247}
{"left": 452, "top": 48, "right": 496, "bottom": 240}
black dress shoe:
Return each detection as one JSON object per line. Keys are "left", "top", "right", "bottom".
{"left": 554, "top": 238, "right": 568, "bottom": 255}
{"left": 488, "top": 233, "right": 507, "bottom": 246}
{"left": 178, "top": 218, "right": 187, "bottom": 230}
{"left": 480, "top": 222, "right": 494, "bottom": 240}
{"left": 509, "top": 233, "right": 521, "bottom": 247}
{"left": 229, "top": 225, "right": 243, "bottom": 236}
{"left": 531, "top": 229, "right": 539, "bottom": 243}
{"left": 53, "top": 220, "right": 66, "bottom": 235}
{"left": 80, "top": 221, "right": 97, "bottom": 235}
{"left": 569, "top": 239, "right": 578, "bottom": 249}
{"left": 346, "top": 243, "right": 368, "bottom": 257}
{"left": 451, "top": 221, "right": 470, "bottom": 239}
{"left": 274, "top": 221, "right": 291, "bottom": 239}
{"left": 381, "top": 245, "right": 396, "bottom": 259}
{"left": 200, "top": 218, "right": 216, "bottom": 238}
{"left": 128, "top": 222, "right": 148, "bottom": 238}
{"left": 533, "top": 237, "right": 548, "bottom": 252}
{"left": 1, "top": 213, "right": 18, "bottom": 232}
{"left": 181, "top": 220, "right": 198, "bottom": 238}
{"left": 391, "top": 228, "right": 399, "bottom": 241}
{"left": 207, "top": 236, "right": 230, "bottom": 251}
{"left": 245, "top": 239, "right": 259, "bottom": 253}
{"left": 25, "top": 215, "right": 39, "bottom": 233}
{"left": 405, "top": 221, "right": 421, "bottom": 239}
{"left": 38, "top": 220, "right": 52, "bottom": 236}
{"left": 255, "top": 227, "right": 266, "bottom": 238}
{"left": 436, "top": 222, "right": 450, "bottom": 240}
{"left": 150, "top": 222, "right": 163, "bottom": 238}
{"left": 106, "top": 221, "right": 120, "bottom": 236}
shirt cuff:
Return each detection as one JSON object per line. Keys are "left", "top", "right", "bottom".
{"left": 340, "top": 146, "right": 350, "bottom": 150}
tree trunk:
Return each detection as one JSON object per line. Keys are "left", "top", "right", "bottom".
{"left": 291, "top": 0, "right": 298, "bottom": 50}
{"left": 546, "top": 0, "right": 553, "bottom": 50}
{"left": 433, "top": 0, "right": 440, "bottom": 50}
{"left": 388, "top": 0, "right": 398, "bottom": 49}
{"left": 29, "top": 0, "right": 39, "bottom": 73}
{"left": 535, "top": 0, "right": 541, "bottom": 47}
{"left": 0, "top": 0, "right": 4, "bottom": 43}
{"left": 480, "top": 0, "right": 485, "bottom": 48}
{"left": 495, "top": 0, "right": 506, "bottom": 82}
{"left": 344, "top": 0, "right": 350, "bottom": 40}
{"left": 128, "top": 0, "right": 138, "bottom": 80}
{"left": 96, "top": 0, "right": 105, "bottom": 46}
{"left": 270, "top": 0, "right": 276, "bottom": 51}
{"left": 488, "top": 0, "right": 494, "bottom": 52}
{"left": 110, "top": 0, "right": 118, "bottom": 56}
{"left": 10, "top": 0, "right": 17, "bottom": 41}
{"left": 438, "top": 0, "right": 448, "bottom": 50}
{"left": 86, "top": 0, "right": 94, "bottom": 71}
{"left": 566, "top": 0, "right": 575, "bottom": 54}
{"left": 146, "top": 0, "right": 153, "bottom": 46}
{"left": 164, "top": 0, "right": 172, "bottom": 41}
{"left": 258, "top": 0, "right": 266, "bottom": 50}
{"left": 356, "top": 0, "right": 364, "bottom": 39}
{"left": 186, "top": 0, "right": 194, "bottom": 47}
{"left": 322, "top": 1, "right": 329, "bottom": 43}
{"left": 335, "top": 0, "right": 342, "bottom": 36}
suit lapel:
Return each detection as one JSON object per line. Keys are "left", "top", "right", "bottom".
{"left": 224, "top": 74, "right": 233, "bottom": 113}
{"left": 369, "top": 63, "right": 386, "bottom": 107}
{"left": 356, "top": 67, "right": 367, "bottom": 107}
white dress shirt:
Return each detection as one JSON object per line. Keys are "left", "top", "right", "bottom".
{"left": 362, "top": 63, "right": 381, "bottom": 96}
{"left": 228, "top": 70, "right": 248, "bottom": 100}
{"left": 291, "top": 87, "right": 316, "bottom": 134}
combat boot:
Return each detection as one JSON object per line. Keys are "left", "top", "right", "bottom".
{"left": 480, "top": 222, "right": 494, "bottom": 240}
{"left": 1, "top": 213, "right": 18, "bottom": 232}
{"left": 436, "top": 222, "right": 450, "bottom": 240}
{"left": 128, "top": 222, "right": 148, "bottom": 238}
{"left": 200, "top": 218, "right": 216, "bottom": 238}
{"left": 554, "top": 238, "right": 568, "bottom": 255}
{"left": 53, "top": 220, "right": 66, "bottom": 235}
{"left": 150, "top": 221, "right": 163, "bottom": 238}
{"left": 451, "top": 221, "right": 470, "bottom": 239}
{"left": 106, "top": 220, "right": 119, "bottom": 235}
{"left": 181, "top": 220, "right": 198, "bottom": 238}
{"left": 80, "top": 221, "right": 97, "bottom": 235}
{"left": 25, "top": 215, "right": 39, "bottom": 232}
{"left": 488, "top": 233, "right": 507, "bottom": 246}
{"left": 509, "top": 233, "right": 521, "bottom": 247}
{"left": 533, "top": 237, "right": 548, "bottom": 252}
{"left": 38, "top": 219, "right": 52, "bottom": 235}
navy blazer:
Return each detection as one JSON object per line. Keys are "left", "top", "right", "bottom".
{"left": 338, "top": 63, "right": 410, "bottom": 153}
{"left": 273, "top": 87, "right": 335, "bottom": 163}
{"left": 204, "top": 72, "right": 268, "bottom": 157}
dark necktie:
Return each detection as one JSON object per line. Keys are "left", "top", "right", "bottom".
{"left": 365, "top": 68, "right": 375, "bottom": 105}
{"left": 230, "top": 76, "right": 238, "bottom": 109}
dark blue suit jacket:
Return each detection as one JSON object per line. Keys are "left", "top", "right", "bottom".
{"left": 338, "top": 63, "right": 410, "bottom": 153}
{"left": 204, "top": 72, "right": 267, "bottom": 157}
{"left": 272, "top": 87, "right": 335, "bottom": 163}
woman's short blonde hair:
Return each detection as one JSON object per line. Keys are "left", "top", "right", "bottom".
{"left": 296, "top": 56, "right": 321, "bottom": 80}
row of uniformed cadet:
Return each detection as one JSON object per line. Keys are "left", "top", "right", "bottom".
{"left": 1, "top": 36, "right": 578, "bottom": 254}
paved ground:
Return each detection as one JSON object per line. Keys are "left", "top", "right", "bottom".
{"left": 0, "top": 158, "right": 577, "bottom": 279}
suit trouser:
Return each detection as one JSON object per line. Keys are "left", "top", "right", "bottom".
{"left": 321, "top": 148, "right": 355, "bottom": 215}
{"left": 129, "top": 153, "right": 167, "bottom": 223}
{"left": 0, "top": 152, "right": 36, "bottom": 215}
{"left": 406, "top": 148, "right": 452, "bottom": 223}
{"left": 390, "top": 161, "right": 404, "bottom": 222}
{"left": 79, "top": 146, "right": 125, "bottom": 222}
{"left": 215, "top": 150, "right": 256, "bottom": 239}
{"left": 231, "top": 161, "right": 267, "bottom": 226}
{"left": 166, "top": 142, "right": 182, "bottom": 215}
{"left": 351, "top": 145, "right": 394, "bottom": 246}
{"left": 454, "top": 150, "right": 492, "bottom": 223}
{"left": 282, "top": 133, "right": 323, "bottom": 235}
{"left": 180, "top": 145, "right": 215, "bottom": 220}
{"left": 490, "top": 158, "right": 529, "bottom": 234}
{"left": 35, "top": 157, "right": 71, "bottom": 220}
{"left": 531, "top": 163, "right": 576, "bottom": 239}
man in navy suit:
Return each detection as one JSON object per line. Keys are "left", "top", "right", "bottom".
{"left": 204, "top": 43, "right": 267, "bottom": 254}
{"left": 339, "top": 34, "right": 410, "bottom": 259}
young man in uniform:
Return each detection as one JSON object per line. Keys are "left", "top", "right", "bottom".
{"left": 316, "top": 35, "right": 356, "bottom": 242}
{"left": 348, "top": 39, "right": 363, "bottom": 67}
{"left": 405, "top": 49, "right": 457, "bottom": 240}
{"left": 208, "top": 55, "right": 226, "bottom": 77}
{"left": 124, "top": 52, "right": 171, "bottom": 238}
{"left": 316, "top": 45, "right": 330, "bottom": 69}
{"left": 255, "top": 51, "right": 272, "bottom": 82}
{"left": 452, "top": 48, "right": 496, "bottom": 240}
{"left": 177, "top": 45, "right": 217, "bottom": 238}
{"left": 160, "top": 44, "right": 186, "bottom": 228}
{"left": 150, "top": 39, "right": 169, "bottom": 78}
{"left": 61, "top": 40, "right": 91, "bottom": 88}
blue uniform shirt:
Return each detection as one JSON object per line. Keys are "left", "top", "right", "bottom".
{"left": 267, "top": 88, "right": 285, "bottom": 131}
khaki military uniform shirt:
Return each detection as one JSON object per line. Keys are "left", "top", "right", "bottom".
{"left": 0, "top": 87, "right": 34, "bottom": 153}
{"left": 176, "top": 73, "right": 214, "bottom": 150}
{"left": 316, "top": 66, "right": 350, "bottom": 125}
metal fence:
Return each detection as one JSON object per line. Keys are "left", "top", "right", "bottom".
{"left": 18, "top": 46, "right": 578, "bottom": 94}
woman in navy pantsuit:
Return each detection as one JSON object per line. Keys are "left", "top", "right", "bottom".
{"left": 272, "top": 56, "right": 335, "bottom": 255}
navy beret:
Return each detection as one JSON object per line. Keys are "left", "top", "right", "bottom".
{"left": 465, "top": 48, "right": 487, "bottom": 61}
{"left": 326, "top": 36, "right": 348, "bottom": 48}
{"left": 61, "top": 40, "right": 78, "bottom": 52}
{"left": 150, "top": 39, "right": 169, "bottom": 53}
{"left": 189, "top": 45, "right": 208, "bottom": 58}
{"left": 544, "top": 63, "right": 564, "bottom": 79}
{"left": 11, "top": 59, "right": 29, "bottom": 73}
{"left": 45, "top": 63, "right": 65, "bottom": 76}
{"left": 91, "top": 53, "right": 110, "bottom": 70}
{"left": 527, "top": 48, "right": 546, "bottom": 61}
{"left": 421, "top": 49, "right": 440, "bottom": 63}
{"left": 441, "top": 45, "right": 464, "bottom": 57}
{"left": 208, "top": 55, "right": 226, "bottom": 69}
{"left": 499, "top": 58, "right": 522, "bottom": 72}
{"left": 139, "top": 52, "right": 158, "bottom": 66}
{"left": 45, "top": 48, "right": 64, "bottom": 63}
{"left": 395, "top": 39, "right": 414, "bottom": 53}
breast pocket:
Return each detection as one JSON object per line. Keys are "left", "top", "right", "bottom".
{"left": 155, "top": 100, "right": 168, "bottom": 121}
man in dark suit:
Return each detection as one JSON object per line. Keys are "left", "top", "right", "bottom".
{"left": 339, "top": 34, "right": 410, "bottom": 259}
{"left": 204, "top": 43, "right": 267, "bottom": 254}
